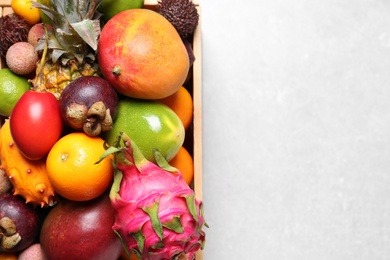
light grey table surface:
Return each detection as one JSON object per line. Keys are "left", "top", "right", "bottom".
{"left": 201, "top": 0, "right": 390, "bottom": 259}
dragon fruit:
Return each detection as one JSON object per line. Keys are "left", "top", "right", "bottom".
{"left": 100, "top": 133, "right": 207, "bottom": 260}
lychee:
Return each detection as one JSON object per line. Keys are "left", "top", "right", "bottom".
{"left": 6, "top": 42, "right": 39, "bottom": 75}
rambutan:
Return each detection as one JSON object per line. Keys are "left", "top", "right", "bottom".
{"left": 0, "top": 14, "right": 31, "bottom": 57}
{"left": 158, "top": 0, "right": 199, "bottom": 39}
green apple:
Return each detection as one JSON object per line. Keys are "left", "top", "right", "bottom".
{"left": 104, "top": 97, "right": 185, "bottom": 163}
{"left": 98, "top": 0, "right": 145, "bottom": 22}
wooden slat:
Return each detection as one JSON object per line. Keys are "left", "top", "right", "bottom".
{"left": 0, "top": 0, "right": 11, "bottom": 7}
{"left": 192, "top": 6, "right": 203, "bottom": 260}
{"left": 193, "top": 7, "right": 202, "bottom": 201}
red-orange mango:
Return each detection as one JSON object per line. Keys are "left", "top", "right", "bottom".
{"left": 98, "top": 9, "right": 189, "bottom": 99}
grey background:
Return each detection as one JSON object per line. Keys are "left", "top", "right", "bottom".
{"left": 201, "top": 0, "right": 390, "bottom": 259}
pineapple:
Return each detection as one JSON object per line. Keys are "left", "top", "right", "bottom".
{"left": 30, "top": 0, "right": 102, "bottom": 99}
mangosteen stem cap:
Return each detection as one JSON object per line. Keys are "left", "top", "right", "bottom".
{"left": 66, "top": 101, "right": 114, "bottom": 137}
{"left": 0, "top": 217, "right": 21, "bottom": 249}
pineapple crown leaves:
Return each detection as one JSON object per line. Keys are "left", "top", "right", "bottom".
{"left": 32, "top": 0, "right": 103, "bottom": 64}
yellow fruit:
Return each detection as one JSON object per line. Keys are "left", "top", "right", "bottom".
{"left": 0, "top": 68, "right": 30, "bottom": 117}
{"left": 11, "top": 0, "right": 41, "bottom": 25}
{"left": 46, "top": 132, "right": 113, "bottom": 201}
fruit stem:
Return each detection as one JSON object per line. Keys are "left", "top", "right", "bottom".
{"left": 29, "top": 25, "right": 50, "bottom": 93}
{"left": 36, "top": 26, "right": 49, "bottom": 77}
{"left": 112, "top": 65, "right": 121, "bottom": 76}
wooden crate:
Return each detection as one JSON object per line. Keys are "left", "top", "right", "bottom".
{"left": 0, "top": 1, "right": 204, "bottom": 259}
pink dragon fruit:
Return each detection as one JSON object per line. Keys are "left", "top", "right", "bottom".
{"left": 102, "top": 133, "right": 207, "bottom": 260}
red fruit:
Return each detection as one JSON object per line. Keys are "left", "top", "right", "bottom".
{"left": 9, "top": 90, "right": 63, "bottom": 160}
{"left": 40, "top": 194, "right": 122, "bottom": 260}
{"left": 98, "top": 9, "right": 189, "bottom": 99}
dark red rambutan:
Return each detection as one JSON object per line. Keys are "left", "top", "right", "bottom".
{"left": 158, "top": 0, "right": 199, "bottom": 39}
{"left": 0, "top": 13, "right": 31, "bottom": 57}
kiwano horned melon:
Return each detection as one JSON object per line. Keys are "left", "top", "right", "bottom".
{"left": 0, "top": 120, "right": 57, "bottom": 207}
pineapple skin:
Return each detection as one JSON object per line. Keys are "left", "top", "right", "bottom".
{"left": 30, "top": 59, "right": 100, "bottom": 99}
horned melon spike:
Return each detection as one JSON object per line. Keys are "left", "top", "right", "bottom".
{"left": 0, "top": 120, "right": 57, "bottom": 207}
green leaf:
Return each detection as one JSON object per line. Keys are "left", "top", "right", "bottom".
{"left": 151, "top": 240, "right": 164, "bottom": 249}
{"left": 71, "top": 19, "right": 100, "bottom": 50}
{"left": 132, "top": 230, "right": 145, "bottom": 253}
{"left": 95, "top": 146, "right": 120, "bottom": 164}
{"left": 126, "top": 135, "right": 149, "bottom": 172}
{"left": 113, "top": 229, "right": 131, "bottom": 258}
{"left": 200, "top": 203, "right": 209, "bottom": 228}
{"left": 184, "top": 194, "right": 198, "bottom": 222}
{"left": 109, "top": 168, "right": 123, "bottom": 202}
{"left": 162, "top": 216, "right": 184, "bottom": 234}
{"left": 142, "top": 201, "right": 163, "bottom": 240}
{"left": 154, "top": 149, "right": 178, "bottom": 172}
{"left": 31, "top": 1, "right": 56, "bottom": 21}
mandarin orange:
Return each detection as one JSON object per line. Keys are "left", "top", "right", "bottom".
{"left": 11, "top": 0, "right": 41, "bottom": 25}
{"left": 46, "top": 132, "right": 113, "bottom": 201}
{"left": 159, "top": 86, "right": 193, "bottom": 129}
{"left": 169, "top": 146, "right": 194, "bottom": 185}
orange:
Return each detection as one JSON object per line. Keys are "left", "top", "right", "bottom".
{"left": 169, "top": 146, "right": 194, "bottom": 185}
{"left": 11, "top": 0, "right": 41, "bottom": 25}
{"left": 119, "top": 249, "right": 140, "bottom": 260}
{"left": 46, "top": 132, "right": 113, "bottom": 201}
{"left": 159, "top": 86, "right": 193, "bottom": 129}
{"left": 0, "top": 253, "right": 17, "bottom": 260}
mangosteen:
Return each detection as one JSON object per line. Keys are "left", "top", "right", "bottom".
{"left": 59, "top": 76, "right": 119, "bottom": 137}
{"left": 0, "top": 193, "right": 40, "bottom": 253}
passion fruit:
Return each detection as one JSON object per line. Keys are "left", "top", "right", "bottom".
{"left": 104, "top": 97, "right": 185, "bottom": 163}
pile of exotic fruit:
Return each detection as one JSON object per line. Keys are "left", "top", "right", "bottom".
{"left": 0, "top": 0, "right": 207, "bottom": 259}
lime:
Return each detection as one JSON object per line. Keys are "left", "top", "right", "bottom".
{"left": 0, "top": 68, "right": 31, "bottom": 117}
{"left": 98, "top": 0, "right": 144, "bottom": 22}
